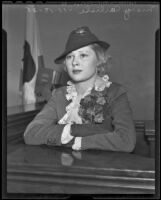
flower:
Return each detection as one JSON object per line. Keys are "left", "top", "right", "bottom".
{"left": 86, "top": 107, "right": 95, "bottom": 115}
{"left": 94, "top": 113, "right": 104, "bottom": 123}
{"left": 102, "top": 75, "right": 109, "bottom": 82}
{"left": 96, "top": 96, "right": 106, "bottom": 105}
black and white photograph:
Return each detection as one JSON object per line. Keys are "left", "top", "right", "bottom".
{"left": 2, "top": 2, "right": 160, "bottom": 198}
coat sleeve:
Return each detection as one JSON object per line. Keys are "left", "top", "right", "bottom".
{"left": 71, "top": 85, "right": 136, "bottom": 152}
{"left": 23, "top": 90, "right": 65, "bottom": 146}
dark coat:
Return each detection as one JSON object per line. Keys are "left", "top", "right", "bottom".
{"left": 24, "top": 83, "right": 136, "bottom": 152}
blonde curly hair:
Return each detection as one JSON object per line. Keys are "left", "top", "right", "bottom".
{"left": 89, "top": 43, "right": 111, "bottom": 77}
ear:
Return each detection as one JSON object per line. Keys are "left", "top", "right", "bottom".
{"left": 96, "top": 59, "right": 102, "bottom": 68}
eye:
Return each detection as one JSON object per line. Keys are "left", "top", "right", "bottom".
{"left": 66, "top": 54, "right": 72, "bottom": 60}
{"left": 80, "top": 53, "right": 88, "bottom": 58}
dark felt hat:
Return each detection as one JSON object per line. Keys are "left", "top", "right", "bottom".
{"left": 54, "top": 26, "right": 110, "bottom": 64}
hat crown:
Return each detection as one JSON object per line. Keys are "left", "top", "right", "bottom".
{"left": 66, "top": 26, "right": 98, "bottom": 49}
{"left": 55, "top": 26, "right": 110, "bottom": 64}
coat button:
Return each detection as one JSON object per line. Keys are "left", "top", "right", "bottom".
{"left": 47, "top": 138, "right": 55, "bottom": 144}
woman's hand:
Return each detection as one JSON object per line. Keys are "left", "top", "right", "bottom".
{"left": 72, "top": 137, "right": 82, "bottom": 150}
{"left": 61, "top": 124, "right": 74, "bottom": 144}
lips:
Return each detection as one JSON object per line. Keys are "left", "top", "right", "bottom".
{"left": 72, "top": 70, "right": 82, "bottom": 74}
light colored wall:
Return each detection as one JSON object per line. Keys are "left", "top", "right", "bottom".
{"left": 3, "top": 4, "right": 159, "bottom": 120}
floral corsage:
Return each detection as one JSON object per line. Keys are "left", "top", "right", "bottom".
{"left": 78, "top": 75, "right": 112, "bottom": 124}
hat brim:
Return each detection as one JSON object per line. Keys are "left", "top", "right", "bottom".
{"left": 54, "top": 41, "right": 110, "bottom": 64}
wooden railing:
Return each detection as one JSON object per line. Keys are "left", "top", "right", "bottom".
{"left": 133, "top": 120, "right": 155, "bottom": 158}
{"left": 7, "top": 103, "right": 155, "bottom": 158}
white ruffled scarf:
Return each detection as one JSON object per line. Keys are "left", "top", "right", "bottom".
{"left": 58, "top": 74, "right": 112, "bottom": 125}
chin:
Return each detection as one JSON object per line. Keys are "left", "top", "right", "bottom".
{"left": 71, "top": 77, "right": 84, "bottom": 83}
{"left": 71, "top": 74, "right": 96, "bottom": 83}
{"left": 69, "top": 74, "right": 82, "bottom": 82}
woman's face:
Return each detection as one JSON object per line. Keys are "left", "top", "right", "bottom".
{"left": 65, "top": 45, "right": 99, "bottom": 83}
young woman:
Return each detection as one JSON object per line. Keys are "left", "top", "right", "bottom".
{"left": 24, "top": 26, "right": 136, "bottom": 152}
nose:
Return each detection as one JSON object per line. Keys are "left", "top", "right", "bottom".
{"left": 72, "top": 55, "right": 79, "bottom": 67}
